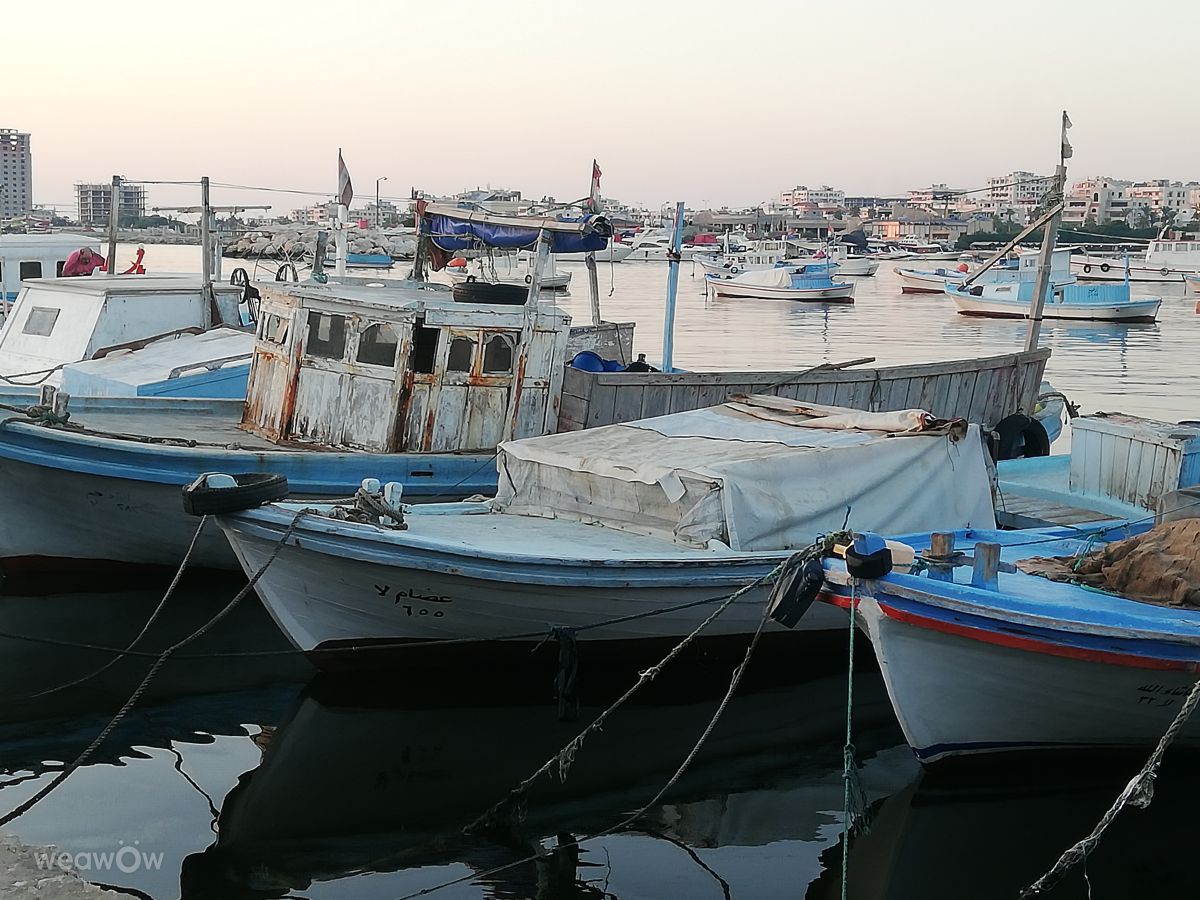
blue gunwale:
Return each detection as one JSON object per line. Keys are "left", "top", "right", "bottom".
{"left": 822, "top": 526, "right": 1200, "bottom": 656}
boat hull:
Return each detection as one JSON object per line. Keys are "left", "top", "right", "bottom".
{"left": 0, "top": 423, "right": 497, "bottom": 571}
{"left": 221, "top": 513, "right": 848, "bottom": 668}
{"left": 851, "top": 593, "right": 1200, "bottom": 763}
{"left": 708, "top": 281, "right": 855, "bottom": 302}
{"left": 949, "top": 292, "right": 1161, "bottom": 322}
{"left": 1072, "top": 258, "right": 1197, "bottom": 283}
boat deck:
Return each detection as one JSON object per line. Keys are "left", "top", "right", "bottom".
{"left": 995, "top": 493, "right": 1122, "bottom": 529}
{"left": 64, "top": 401, "right": 280, "bottom": 449}
{"left": 995, "top": 454, "right": 1147, "bottom": 530}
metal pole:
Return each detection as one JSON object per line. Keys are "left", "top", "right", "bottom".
{"left": 1024, "top": 163, "right": 1066, "bottom": 352}
{"left": 376, "top": 176, "right": 387, "bottom": 228}
{"left": 335, "top": 203, "right": 348, "bottom": 276}
{"left": 661, "top": 201, "right": 685, "bottom": 372}
{"left": 199, "top": 176, "right": 213, "bottom": 328}
{"left": 106, "top": 175, "right": 120, "bottom": 273}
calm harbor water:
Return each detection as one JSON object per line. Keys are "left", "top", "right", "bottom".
{"left": 0, "top": 247, "right": 1196, "bottom": 898}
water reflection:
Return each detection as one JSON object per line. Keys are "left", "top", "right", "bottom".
{"left": 809, "top": 761, "right": 1200, "bottom": 900}
{"left": 181, "top": 670, "right": 909, "bottom": 900}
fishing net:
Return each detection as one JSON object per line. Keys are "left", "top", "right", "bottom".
{"left": 1018, "top": 519, "right": 1200, "bottom": 607}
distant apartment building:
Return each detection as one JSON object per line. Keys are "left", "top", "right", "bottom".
{"left": 907, "top": 184, "right": 960, "bottom": 206}
{"left": 75, "top": 181, "right": 147, "bottom": 225}
{"left": 1128, "top": 180, "right": 1200, "bottom": 217}
{"left": 1062, "top": 177, "right": 1132, "bottom": 226}
{"left": 842, "top": 196, "right": 898, "bottom": 217}
{"left": 289, "top": 202, "right": 338, "bottom": 225}
{"left": 872, "top": 214, "right": 989, "bottom": 244}
{"left": 781, "top": 185, "right": 845, "bottom": 210}
{"left": 361, "top": 199, "right": 399, "bottom": 227}
{"left": 984, "top": 170, "right": 1052, "bottom": 218}
{"left": 1, "top": 128, "right": 33, "bottom": 218}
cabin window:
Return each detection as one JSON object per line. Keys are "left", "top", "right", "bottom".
{"left": 356, "top": 322, "right": 400, "bottom": 367}
{"left": 22, "top": 306, "right": 60, "bottom": 336}
{"left": 482, "top": 334, "right": 514, "bottom": 374}
{"left": 19, "top": 261, "right": 42, "bottom": 280}
{"left": 447, "top": 336, "right": 475, "bottom": 373}
{"left": 258, "top": 313, "right": 289, "bottom": 345}
{"left": 412, "top": 325, "right": 440, "bottom": 374}
{"left": 56, "top": 261, "right": 66, "bottom": 276}
{"left": 306, "top": 311, "right": 347, "bottom": 360}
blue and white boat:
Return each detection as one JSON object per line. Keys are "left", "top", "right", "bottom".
{"left": 948, "top": 280, "right": 1161, "bottom": 323}
{"left": 705, "top": 263, "right": 855, "bottom": 302}
{"left": 211, "top": 398, "right": 998, "bottom": 666}
{"left": 820, "top": 520, "right": 1200, "bottom": 764}
{"left": 896, "top": 246, "right": 1073, "bottom": 295}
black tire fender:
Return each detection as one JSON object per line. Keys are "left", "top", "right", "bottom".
{"left": 452, "top": 281, "right": 529, "bottom": 305}
{"left": 1083, "top": 264, "right": 1092, "bottom": 274}
{"left": 182, "top": 473, "right": 290, "bottom": 516}
{"left": 993, "top": 414, "right": 1051, "bottom": 461}
{"left": 1100, "top": 263, "right": 1111, "bottom": 273}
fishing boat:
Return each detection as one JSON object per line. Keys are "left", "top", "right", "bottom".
{"left": 699, "top": 242, "right": 877, "bottom": 278}
{"left": 210, "top": 398, "right": 997, "bottom": 667}
{"left": 1072, "top": 232, "right": 1200, "bottom": 282}
{"left": 1185, "top": 272, "right": 1200, "bottom": 292}
{"left": 0, "top": 233, "right": 105, "bottom": 310}
{"left": 896, "top": 247, "right": 1073, "bottom": 295}
{"left": 705, "top": 263, "right": 855, "bottom": 302}
{"left": 0, "top": 196, "right": 1053, "bottom": 574}
{"left": 820, "top": 514, "right": 1200, "bottom": 763}
{"left": 947, "top": 279, "right": 1161, "bottom": 322}
{"left": 896, "top": 241, "right": 957, "bottom": 260}
{"left": 0, "top": 274, "right": 250, "bottom": 391}
{"left": 621, "top": 229, "right": 707, "bottom": 261}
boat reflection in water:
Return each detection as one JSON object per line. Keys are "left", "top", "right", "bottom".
{"left": 0, "top": 574, "right": 312, "bottom": 728}
{"left": 809, "top": 761, "right": 1200, "bottom": 900}
{"left": 181, "top": 669, "right": 914, "bottom": 899}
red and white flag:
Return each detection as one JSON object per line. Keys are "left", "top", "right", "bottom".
{"left": 337, "top": 149, "right": 354, "bottom": 208}
{"left": 588, "top": 159, "right": 602, "bottom": 210}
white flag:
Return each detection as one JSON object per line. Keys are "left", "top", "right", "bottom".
{"left": 337, "top": 149, "right": 354, "bottom": 208}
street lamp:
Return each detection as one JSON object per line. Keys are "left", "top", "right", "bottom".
{"left": 375, "top": 176, "right": 388, "bottom": 228}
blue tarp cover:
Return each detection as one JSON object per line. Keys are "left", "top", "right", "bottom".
{"left": 426, "top": 213, "right": 610, "bottom": 253}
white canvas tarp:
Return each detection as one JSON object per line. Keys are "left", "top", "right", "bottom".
{"left": 495, "top": 400, "right": 996, "bottom": 551}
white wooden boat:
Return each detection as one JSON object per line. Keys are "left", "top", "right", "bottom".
{"left": 213, "top": 398, "right": 997, "bottom": 666}
{"left": 821, "top": 518, "right": 1200, "bottom": 763}
{"left": 0, "top": 275, "right": 249, "bottom": 389}
{"left": 0, "top": 233, "right": 102, "bottom": 308}
{"left": 1072, "top": 235, "right": 1200, "bottom": 282}
{"left": 705, "top": 264, "right": 855, "bottom": 302}
{"left": 948, "top": 280, "right": 1161, "bottom": 322}
{"left": 895, "top": 264, "right": 973, "bottom": 294}
{"left": 897, "top": 247, "right": 1073, "bottom": 294}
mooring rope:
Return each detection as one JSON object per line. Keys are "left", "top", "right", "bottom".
{"left": 1021, "top": 675, "right": 1200, "bottom": 896}
{"left": 840, "top": 579, "right": 870, "bottom": 900}
{"left": 0, "top": 511, "right": 306, "bottom": 827}
{"left": 0, "top": 517, "right": 210, "bottom": 705}
{"left": 396, "top": 565, "right": 785, "bottom": 900}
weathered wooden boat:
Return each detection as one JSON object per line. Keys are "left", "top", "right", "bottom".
{"left": 211, "top": 398, "right": 996, "bottom": 667}
{"left": 948, "top": 280, "right": 1162, "bottom": 322}
{"left": 820, "top": 519, "right": 1200, "bottom": 764}
{"left": 896, "top": 247, "right": 1072, "bottom": 295}
{"left": 895, "top": 264, "right": 973, "bottom": 294}
{"left": 0, "top": 195, "right": 1052, "bottom": 574}
{"left": 706, "top": 264, "right": 855, "bottom": 302}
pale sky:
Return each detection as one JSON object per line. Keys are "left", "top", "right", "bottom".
{"left": 7, "top": 0, "right": 1199, "bottom": 214}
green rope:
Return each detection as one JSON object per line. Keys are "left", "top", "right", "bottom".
{"left": 840, "top": 579, "right": 870, "bottom": 900}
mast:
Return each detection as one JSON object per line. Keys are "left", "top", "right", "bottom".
{"left": 200, "top": 175, "right": 212, "bottom": 327}
{"left": 1024, "top": 112, "right": 1072, "bottom": 352}
{"left": 661, "top": 201, "right": 685, "bottom": 373}
{"left": 585, "top": 159, "right": 603, "bottom": 326}
{"left": 106, "top": 175, "right": 120, "bottom": 274}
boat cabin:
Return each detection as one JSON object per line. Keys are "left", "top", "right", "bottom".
{"left": 0, "top": 276, "right": 245, "bottom": 387}
{"left": 0, "top": 233, "right": 101, "bottom": 305}
{"left": 240, "top": 283, "right": 571, "bottom": 453}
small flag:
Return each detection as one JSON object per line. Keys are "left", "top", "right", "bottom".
{"left": 337, "top": 149, "right": 354, "bottom": 208}
{"left": 1061, "top": 111, "right": 1073, "bottom": 160}
{"left": 588, "top": 159, "right": 602, "bottom": 210}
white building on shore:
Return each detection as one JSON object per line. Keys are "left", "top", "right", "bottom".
{"left": 781, "top": 185, "right": 845, "bottom": 211}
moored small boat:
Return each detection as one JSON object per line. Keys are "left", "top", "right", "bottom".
{"left": 820, "top": 520, "right": 1200, "bottom": 764}
{"left": 706, "top": 263, "right": 855, "bottom": 302}
{"left": 213, "top": 398, "right": 997, "bottom": 667}
{"left": 947, "top": 280, "right": 1161, "bottom": 322}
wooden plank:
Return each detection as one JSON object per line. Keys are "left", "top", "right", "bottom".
{"left": 585, "top": 383, "right": 618, "bottom": 428}
{"left": 695, "top": 383, "right": 730, "bottom": 411}
{"left": 667, "top": 383, "right": 702, "bottom": 414}
{"left": 640, "top": 382, "right": 674, "bottom": 420}
{"left": 965, "top": 369, "right": 993, "bottom": 423}
{"left": 611, "top": 384, "right": 647, "bottom": 424}
{"left": 557, "top": 390, "right": 589, "bottom": 432}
